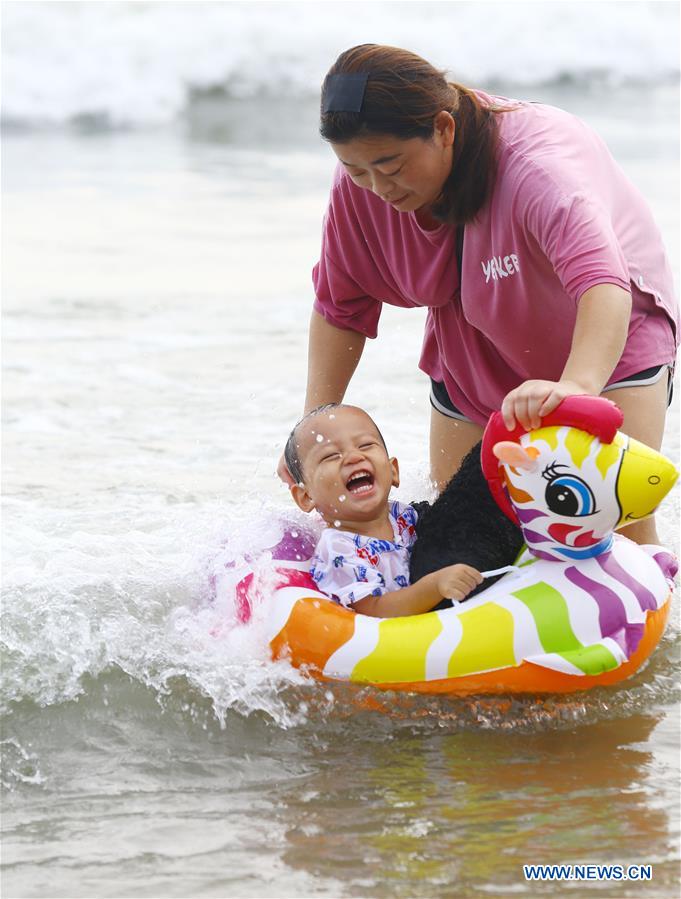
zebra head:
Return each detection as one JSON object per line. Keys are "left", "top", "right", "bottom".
{"left": 481, "top": 396, "right": 678, "bottom": 562}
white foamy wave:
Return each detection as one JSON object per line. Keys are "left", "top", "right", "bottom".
{"left": 0, "top": 499, "right": 318, "bottom": 727}
{"left": 2, "top": 1, "right": 678, "bottom": 128}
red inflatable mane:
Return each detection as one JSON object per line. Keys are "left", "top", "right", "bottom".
{"left": 480, "top": 395, "right": 624, "bottom": 524}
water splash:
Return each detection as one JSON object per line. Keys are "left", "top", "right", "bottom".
{"left": 2, "top": 491, "right": 678, "bottom": 746}
{"left": 1, "top": 500, "right": 318, "bottom": 727}
{"left": 0, "top": 738, "right": 45, "bottom": 789}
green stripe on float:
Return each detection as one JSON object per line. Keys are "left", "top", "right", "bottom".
{"left": 512, "top": 582, "right": 618, "bottom": 674}
{"left": 558, "top": 643, "right": 620, "bottom": 674}
{"left": 351, "top": 612, "right": 443, "bottom": 684}
{"left": 447, "top": 603, "right": 516, "bottom": 677}
{"left": 512, "top": 583, "right": 579, "bottom": 651}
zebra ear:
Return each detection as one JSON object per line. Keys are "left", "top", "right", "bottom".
{"left": 493, "top": 441, "right": 538, "bottom": 472}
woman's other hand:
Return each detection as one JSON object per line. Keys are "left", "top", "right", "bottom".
{"left": 501, "top": 379, "right": 590, "bottom": 431}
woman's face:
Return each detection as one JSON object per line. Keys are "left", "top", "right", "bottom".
{"left": 330, "top": 111, "right": 455, "bottom": 213}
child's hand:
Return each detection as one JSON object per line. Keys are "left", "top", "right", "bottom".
{"left": 435, "top": 564, "right": 483, "bottom": 601}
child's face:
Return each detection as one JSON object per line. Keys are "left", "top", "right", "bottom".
{"left": 291, "top": 407, "right": 399, "bottom": 528}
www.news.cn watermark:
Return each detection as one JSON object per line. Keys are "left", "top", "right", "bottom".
{"left": 523, "top": 863, "right": 652, "bottom": 882}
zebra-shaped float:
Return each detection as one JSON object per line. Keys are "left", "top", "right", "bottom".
{"left": 245, "top": 396, "right": 678, "bottom": 694}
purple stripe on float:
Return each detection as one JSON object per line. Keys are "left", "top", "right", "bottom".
{"left": 516, "top": 508, "right": 547, "bottom": 524}
{"left": 596, "top": 553, "right": 658, "bottom": 612}
{"left": 530, "top": 549, "right": 560, "bottom": 562}
{"left": 523, "top": 528, "right": 551, "bottom": 544}
{"left": 611, "top": 622, "right": 644, "bottom": 658}
{"left": 653, "top": 551, "right": 678, "bottom": 581}
{"left": 564, "top": 566, "right": 643, "bottom": 657}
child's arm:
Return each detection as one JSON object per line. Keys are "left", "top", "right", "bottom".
{"left": 352, "top": 564, "right": 482, "bottom": 618}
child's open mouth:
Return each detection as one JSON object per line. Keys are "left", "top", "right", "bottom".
{"left": 345, "top": 470, "right": 375, "bottom": 495}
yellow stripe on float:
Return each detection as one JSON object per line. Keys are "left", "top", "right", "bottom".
{"left": 351, "top": 612, "right": 443, "bottom": 684}
{"left": 595, "top": 439, "right": 622, "bottom": 479}
{"left": 447, "top": 602, "right": 516, "bottom": 677}
{"left": 564, "top": 429, "right": 595, "bottom": 469}
{"left": 530, "top": 426, "right": 559, "bottom": 450}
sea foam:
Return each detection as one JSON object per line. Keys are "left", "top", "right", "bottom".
{"left": 2, "top": 1, "right": 678, "bottom": 128}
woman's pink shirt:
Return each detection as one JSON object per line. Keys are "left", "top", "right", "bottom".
{"left": 312, "top": 95, "right": 678, "bottom": 424}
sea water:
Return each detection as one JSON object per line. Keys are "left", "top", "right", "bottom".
{"left": 2, "top": 3, "right": 680, "bottom": 897}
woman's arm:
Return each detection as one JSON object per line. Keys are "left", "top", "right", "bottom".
{"left": 303, "top": 309, "right": 367, "bottom": 412}
{"left": 277, "top": 310, "right": 367, "bottom": 484}
{"left": 501, "top": 283, "right": 631, "bottom": 430}
{"left": 560, "top": 283, "right": 632, "bottom": 393}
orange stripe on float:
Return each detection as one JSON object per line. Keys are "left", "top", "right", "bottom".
{"left": 503, "top": 471, "right": 534, "bottom": 505}
{"left": 270, "top": 596, "right": 356, "bottom": 672}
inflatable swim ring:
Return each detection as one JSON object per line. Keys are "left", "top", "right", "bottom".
{"left": 237, "top": 397, "right": 678, "bottom": 694}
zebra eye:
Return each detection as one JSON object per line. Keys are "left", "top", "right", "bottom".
{"left": 545, "top": 474, "right": 597, "bottom": 517}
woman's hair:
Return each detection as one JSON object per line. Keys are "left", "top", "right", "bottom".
{"left": 320, "top": 44, "right": 504, "bottom": 226}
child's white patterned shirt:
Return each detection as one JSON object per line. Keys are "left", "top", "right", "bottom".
{"left": 309, "top": 501, "right": 419, "bottom": 608}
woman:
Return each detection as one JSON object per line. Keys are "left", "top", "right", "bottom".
{"left": 279, "top": 44, "right": 678, "bottom": 545}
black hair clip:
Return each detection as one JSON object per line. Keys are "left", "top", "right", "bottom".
{"left": 322, "top": 73, "right": 369, "bottom": 114}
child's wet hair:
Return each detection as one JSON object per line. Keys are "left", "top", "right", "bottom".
{"left": 284, "top": 403, "right": 388, "bottom": 485}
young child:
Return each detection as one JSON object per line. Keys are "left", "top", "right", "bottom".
{"left": 284, "top": 403, "right": 483, "bottom": 617}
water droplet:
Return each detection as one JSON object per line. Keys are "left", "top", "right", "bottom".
{"left": 339, "top": 494, "right": 346, "bottom": 502}
{"left": 316, "top": 434, "right": 324, "bottom": 443}
{"left": 291, "top": 530, "right": 298, "bottom": 538}
{"left": 329, "top": 414, "right": 335, "bottom": 419}
{"left": 333, "top": 520, "right": 341, "bottom": 528}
